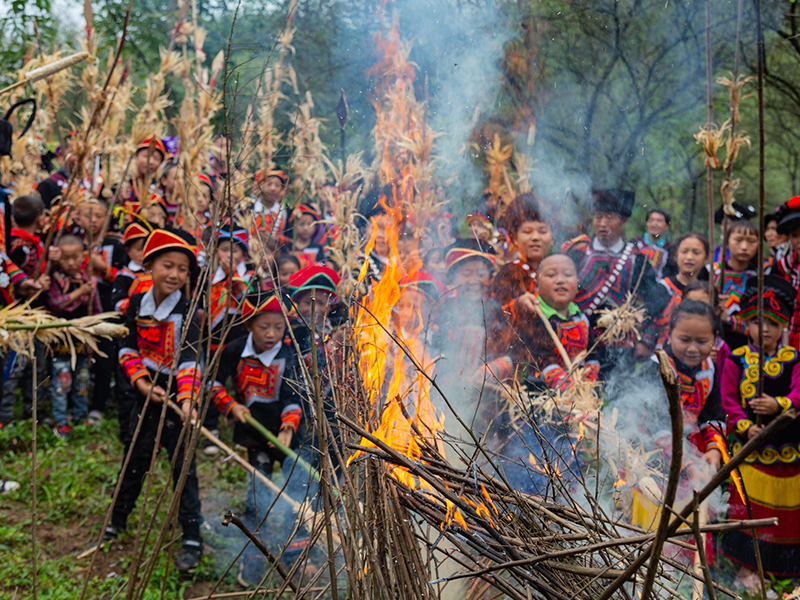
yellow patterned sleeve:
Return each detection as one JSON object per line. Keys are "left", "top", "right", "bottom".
{"left": 776, "top": 396, "right": 793, "bottom": 413}
{"left": 735, "top": 419, "right": 754, "bottom": 435}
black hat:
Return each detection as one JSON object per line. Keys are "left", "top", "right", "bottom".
{"left": 739, "top": 274, "right": 797, "bottom": 326}
{"left": 775, "top": 197, "right": 800, "bottom": 235}
{"left": 591, "top": 188, "right": 635, "bottom": 218}
{"left": 714, "top": 202, "right": 756, "bottom": 224}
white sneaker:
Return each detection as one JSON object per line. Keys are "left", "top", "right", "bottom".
{"left": 202, "top": 430, "right": 221, "bottom": 456}
{"left": 86, "top": 410, "right": 104, "bottom": 426}
{"left": 1, "top": 480, "right": 20, "bottom": 494}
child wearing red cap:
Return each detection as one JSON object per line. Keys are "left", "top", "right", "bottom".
{"left": 288, "top": 265, "right": 340, "bottom": 355}
{"left": 288, "top": 203, "right": 327, "bottom": 267}
{"left": 209, "top": 289, "right": 312, "bottom": 586}
{"left": 198, "top": 224, "right": 251, "bottom": 455}
{"left": 111, "top": 222, "right": 153, "bottom": 445}
{"left": 105, "top": 227, "right": 205, "bottom": 573}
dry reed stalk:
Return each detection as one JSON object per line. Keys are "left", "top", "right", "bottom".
{"left": 0, "top": 52, "right": 88, "bottom": 96}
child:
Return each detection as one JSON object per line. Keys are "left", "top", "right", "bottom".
{"left": 656, "top": 233, "right": 709, "bottom": 345}
{"left": 713, "top": 219, "right": 759, "bottom": 349}
{"left": 155, "top": 161, "right": 181, "bottom": 221}
{"left": 111, "top": 222, "right": 152, "bottom": 446}
{"left": 75, "top": 199, "right": 127, "bottom": 422}
{"left": 392, "top": 271, "right": 445, "bottom": 339}
{"left": 773, "top": 199, "right": 800, "bottom": 347}
{"left": 288, "top": 265, "right": 341, "bottom": 355}
{"left": 46, "top": 235, "right": 102, "bottom": 438}
{"left": 661, "top": 233, "right": 709, "bottom": 301}
{"left": 132, "top": 138, "right": 166, "bottom": 186}
{"left": 206, "top": 224, "right": 250, "bottom": 355}
{"left": 111, "top": 222, "right": 152, "bottom": 317}
{"left": 2, "top": 195, "right": 52, "bottom": 424}
{"left": 655, "top": 300, "right": 725, "bottom": 465}
{"left": 288, "top": 203, "right": 326, "bottom": 267}
{"left": 109, "top": 228, "right": 204, "bottom": 572}
{"left": 200, "top": 224, "right": 251, "bottom": 455}
{"left": 499, "top": 254, "right": 597, "bottom": 496}
{"left": 209, "top": 291, "right": 310, "bottom": 586}
{"left": 274, "top": 253, "right": 301, "bottom": 289}
{"left": 493, "top": 193, "right": 553, "bottom": 312}
{"left": 683, "top": 281, "right": 731, "bottom": 377}
{"left": 422, "top": 247, "right": 447, "bottom": 283}
{"left": 253, "top": 169, "right": 288, "bottom": 235}
{"left": 720, "top": 275, "right": 800, "bottom": 583}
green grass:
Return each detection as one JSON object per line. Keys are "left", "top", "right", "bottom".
{"left": 0, "top": 414, "right": 251, "bottom": 599}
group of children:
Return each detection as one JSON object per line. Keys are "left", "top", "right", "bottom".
{"left": 1, "top": 132, "right": 800, "bottom": 589}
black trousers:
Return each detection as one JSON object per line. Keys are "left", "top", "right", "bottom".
{"left": 90, "top": 337, "right": 116, "bottom": 413}
{"left": 112, "top": 398, "right": 203, "bottom": 540}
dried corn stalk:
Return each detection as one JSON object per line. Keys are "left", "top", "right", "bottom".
{"left": 720, "top": 177, "right": 741, "bottom": 212}
{"left": 0, "top": 304, "right": 127, "bottom": 369}
{"left": 290, "top": 92, "right": 329, "bottom": 201}
{"left": 693, "top": 121, "right": 729, "bottom": 169}
{"left": 716, "top": 72, "right": 754, "bottom": 126}
{"left": 722, "top": 130, "right": 751, "bottom": 172}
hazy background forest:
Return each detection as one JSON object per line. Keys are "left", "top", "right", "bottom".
{"left": 2, "top": 0, "right": 800, "bottom": 236}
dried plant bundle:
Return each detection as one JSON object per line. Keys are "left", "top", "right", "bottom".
{"left": 693, "top": 121, "right": 729, "bottom": 169}
{"left": 716, "top": 72, "right": 754, "bottom": 125}
{"left": 595, "top": 293, "right": 647, "bottom": 344}
{"left": 0, "top": 304, "right": 127, "bottom": 368}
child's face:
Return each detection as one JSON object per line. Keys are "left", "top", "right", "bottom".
{"left": 727, "top": 229, "right": 758, "bottom": 267}
{"left": 135, "top": 149, "right": 163, "bottom": 177}
{"left": 248, "top": 312, "right": 286, "bottom": 351}
{"left": 295, "top": 214, "right": 316, "bottom": 243}
{"left": 370, "top": 214, "right": 393, "bottom": 258}
{"left": 126, "top": 238, "right": 144, "bottom": 266}
{"left": 294, "top": 289, "right": 333, "bottom": 327}
{"left": 149, "top": 251, "right": 190, "bottom": 297}
{"left": 278, "top": 261, "right": 299, "bottom": 287}
{"left": 514, "top": 220, "right": 553, "bottom": 266}
{"left": 145, "top": 206, "right": 166, "bottom": 229}
{"left": 34, "top": 212, "right": 48, "bottom": 232}
{"left": 216, "top": 240, "right": 244, "bottom": 273}
{"left": 536, "top": 255, "right": 578, "bottom": 311}
{"left": 161, "top": 167, "right": 177, "bottom": 191}
{"left": 58, "top": 243, "right": 84, "bottom": 276}
{"left": 397, "top": 233, "right": 420, "bottom": 275}
{"left": 789, "top": 227, "right": 800, "bottom": 254}
{"left": 669, "top": 315, "right": 715, "bottom": 368}
{"left": 392, "top": 289, "right": 433, "bottom": 333}
{"left": 676, "top": 237, "right": 707, "bottom": 278}
{"left": 423, "top": 251, "right": 447, "bottom": 282}
{"left": 684, "top": 289, "right": 721, "bottom": 317}
{"left": 195, "top": 187, "right": 211, "bottom": 214}
{"left": 450, "top": 258, "right": 491, "bottom": 302}
{"left": 77, "top": 203, "right": 106, "bottom": 237}
{"left": 746, "top": 317, "right": 784, "bottom": 353}
{"left": 260, "top": 177, "right": 285, "bottom": 205}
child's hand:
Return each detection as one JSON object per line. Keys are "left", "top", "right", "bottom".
{"left": 750, "top": 394, "right": 781, "bottom": 415}
{"left": 180, "top": 399, "right": 197, "bottom": 423}
{"left": 47, "top": 246, "right": 62, "bottom": 262}
{"left": 718, "top": 295, "right": 730, "bottom": 322}
{"left": 89, "top": 251, "right": 107, "bottom": 272}
{"left": 78, "top": 280, "right": 94, "bottom": 297}
{"left": 35, "top": 274, "right": 51, "bottom": 292}
{"left": 17, "top": 278, "right": 41, "bottom": 297}
{"left": 516, "top": 292, "right": 539, "bottom": 314}
{"left": 747, "top": 424, "right": 764, "bottom": 440}
{"left": 135, "top": 379, "right": 167, "bottom": 402}
{"left": 703, "top": 448, "right": 722, "bottom": 469}
{"left": 708, "top": 346, "right": 718, "bottom": 361}
{"left": 276, "top": 426, "right": 293, "bottom": 449}
{"left": 634, "top": 341, "right": 651, "bottom": 359}
{"left": 230, "top": 403, "right": 251, "bottom": 424}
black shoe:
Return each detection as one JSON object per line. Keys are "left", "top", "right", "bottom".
{"left": 175, "top": 539, "right": 203, "bottom": 572}
{"left": 237, "top": 552, "right": 267, "bottom": 588}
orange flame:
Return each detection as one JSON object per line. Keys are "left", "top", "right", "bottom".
{"left": 527, "top": 453, "right": 562, "bottom": 479}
